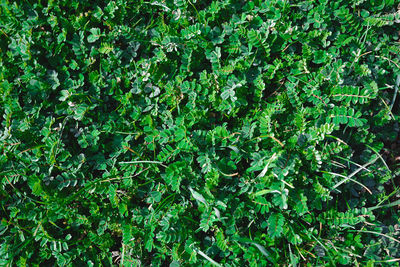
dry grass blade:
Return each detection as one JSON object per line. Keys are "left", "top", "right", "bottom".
{"left": 196, "top": 249, "right": 222, "bottom": 267}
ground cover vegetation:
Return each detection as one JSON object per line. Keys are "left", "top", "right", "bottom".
{"left": 1, "top": 0, "right": 400, "bottom": 265}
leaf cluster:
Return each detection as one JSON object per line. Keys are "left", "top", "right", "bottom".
{"left": 1, "top": 0, "right": 400, "bottom": 266}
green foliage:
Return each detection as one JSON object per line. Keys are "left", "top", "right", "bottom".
{"left": 1, "top": 0, "right": 400, "bottom": 266}
{"left": 329, "top": 106, "right": 367, "bottom": 127}
{"left": 267, "top": 213, "right": 285, "bottom": 239}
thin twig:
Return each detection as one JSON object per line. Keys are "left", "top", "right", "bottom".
{"left": 375, "top": 55, "right": 400, "bottom": 69}
{"left": 196, "top": 249, "right": 222, "bottom": 267}
{"left": 4, "top": 176, "right": 17, "bottom": 191}
{"left": 119, "top": 160, "right": 167, "bottom": 168}
{"left": 356, "top": 230, "right": 400, "bottom": 245}
{"left": 100, "top": 167, "right": 150, "bottom": 183}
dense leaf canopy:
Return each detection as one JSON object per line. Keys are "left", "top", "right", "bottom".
{"left": 1, "top": 0, "right": 400, "bottom": 265}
